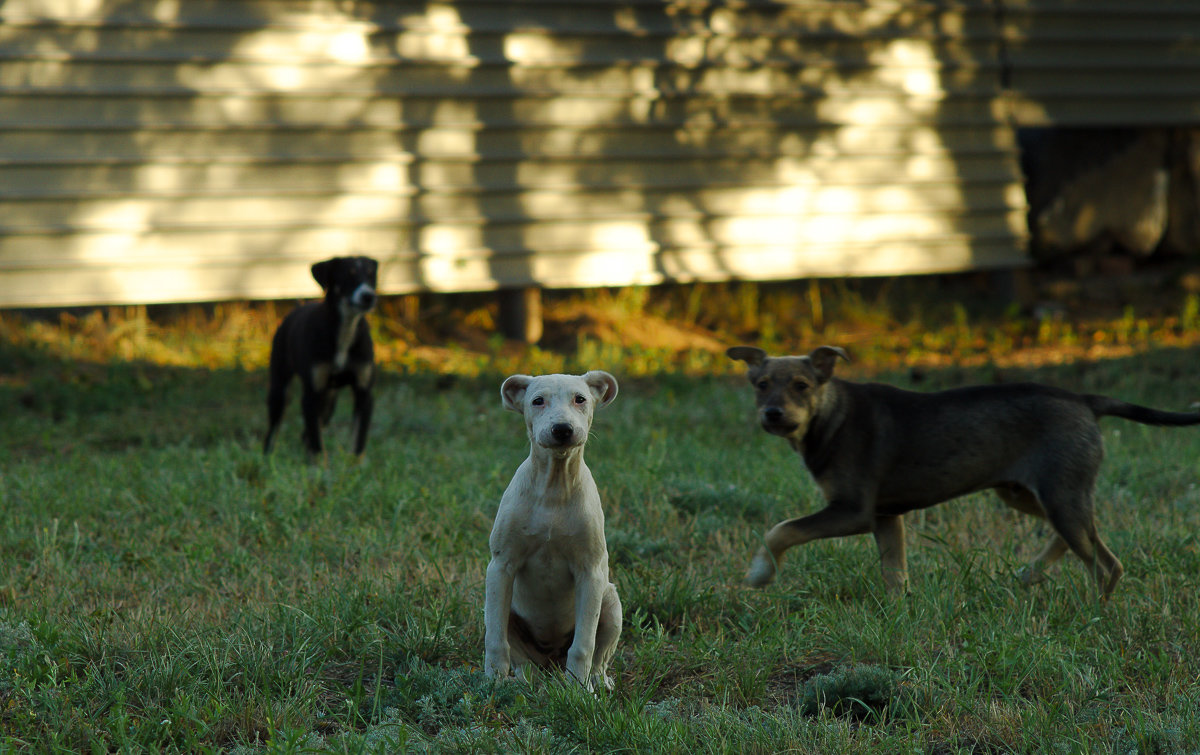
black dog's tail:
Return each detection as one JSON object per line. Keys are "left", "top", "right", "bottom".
{"left": 1086, "top": 395, "right": 1200, "bottom": 426}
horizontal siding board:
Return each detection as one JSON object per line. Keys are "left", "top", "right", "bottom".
{"left": 0, "top": 157, "right": 1024, "bottom": 202}
{"left": 0, "top": 93, "right": 1009, "bottom": 130}
{"left": 0, "top": 0, "right": 1030, "bottom": 307}
{"left": 1, "top": 1, "right": 1006, "bottom": 38}
{"left": 0, "top": 237, "right": 1025, "bottom": 307}
{"left": 0, "top": 213, "right": 1026, "bottom": 269}
{"left": 0, "top": 201, "right": 1025, "bottom": 239}
{"left": 1, "top": 233, "right": 1026, "bottom": 307}
{"left": 0, "top": 230, "right": 1025, "bottom": 282}
{"left": 0, "top": 122, "right": 1020, "bottom": 157}
{"left": 0, "top": 20, "right": 1006, "bottom": 56}
{"left": 1004, "top": 100, "right": 1200, "bottom": 128}
{"left": 0, "top": 62, "right": 1004, "bottom": 100}
{"left": 0, "top": 129, "right": 1018, "bottom": 166}
{"left": 0, "top": 167, "right": 1023, "bottom": 207}
{"left": 1001, "top": 0, "right": 1200, "bottom": 126}
{"left": 0, "top": 181, "right": 1025, "bottom": 218}
{"left": 1004, "top": 71, "right": 1200, "bottom": 97}
{"left": 1005, "top": 43, "right": 1200, "bottom": 68}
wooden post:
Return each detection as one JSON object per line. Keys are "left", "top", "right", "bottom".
{"left": 987, "top": 268, "right": 1035, "bottom": 309}
{"left": 498, "top": 287, "right": 543, "bottom": 343}
{"left": 807, "top": 279, "right": 824, "bottom": 331}
{"left": 398, "top": 294, "right": 419, "bottom": 327}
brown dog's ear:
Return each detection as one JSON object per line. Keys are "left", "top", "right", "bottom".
{"left": 500, "top": 375, "right": 533, "bottom": 413}
{"left": 311, "top": 259, "right": 333, "bottom": 290}
{"left": 583, "top": 370, "right": 619, "bottom": 407}
{"left": 726, "top": 346, "right": 767, "bottom": 366}
{"left": 809, "top": 346, "right": 849, "bottom": 382}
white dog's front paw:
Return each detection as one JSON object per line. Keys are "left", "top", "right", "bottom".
{"left": 484, "top": 651, "right": 511, "bottom": 679}
{"left": 593, "top": 673, "right": 615, "bottom": 692}
{"left": 744, "top": 548, "right": 777, "bottom": 587}
{"left": 566, "top": 658, "right": 598, "bottom": 692}
{"left": 484, "top": 664, "right": 509, "bottom": 679}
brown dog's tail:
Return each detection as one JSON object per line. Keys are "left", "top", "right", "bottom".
{"left": 1086, "top": 395, "right": 1200, "bottom": 426}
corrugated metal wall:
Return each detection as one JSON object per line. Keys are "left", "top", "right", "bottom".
{"left": 2, "top": 0, "right": 1032, "bottom": 308}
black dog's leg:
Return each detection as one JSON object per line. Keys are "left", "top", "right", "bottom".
{"left": 264, "top": 375, "right": 289, "bottom": 454}
{"left": 351, "top": 384, "right": 373, "bottom": 456}
{"left": 321, "top": 391, "right": 340, "bottom": 428}
{"left": 300, "top": 385, "right": 326, "bottom": 456}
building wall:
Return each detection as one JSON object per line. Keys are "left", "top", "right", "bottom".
{"left": 1, "top": 0, "right": 1035, "bottom": 307}
{"left": 1000, "top": 0, "right": 1200, "bottom": 126}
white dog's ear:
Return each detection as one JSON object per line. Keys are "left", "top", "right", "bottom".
{"left": 583, "top": 370, "right": 618, "bottom": 407}
{"left": 501, "top": 375, "right": 533, "bottom": 413}
{"left": 726, "top": 345, "right": 767, "bottom": 367}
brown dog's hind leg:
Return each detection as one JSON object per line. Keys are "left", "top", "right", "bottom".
{"left": 995, "top": 484, "right": 1072, "bottom": 586}
{"left": 746, "top": 506, "right": 872, "bottom": 587}
{"left": 1103, "top": 543, "right": 1124, "bottom": 596}
{"left": 1041, "top": 492, "right": 1124, "bottom": 598}
{"left": 1086, "top": 532, "right": 1123, "bottom": 597}
{"left": 1058, "top": 528, "right": 1123, "bottom": 598}
{"left": 1018, "top": 536, "right": 1069, "bottom": 585}
{"left": 873, "top": 515, "right": 909, "bottom": 594}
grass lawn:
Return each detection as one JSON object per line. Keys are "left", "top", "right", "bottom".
{"left": 2, "top": 282, "right": 1200, "bottom": 753}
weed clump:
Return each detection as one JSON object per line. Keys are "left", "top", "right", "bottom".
{"left": 796, "top": 664, "right": 901, "bottom": 721}
{"left": 387, "top": 658, "right": 530, "bottom": 734}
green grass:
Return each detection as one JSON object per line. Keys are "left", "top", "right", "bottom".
{"left": 3, "top": 293, "right": 1200, "bottom": 752}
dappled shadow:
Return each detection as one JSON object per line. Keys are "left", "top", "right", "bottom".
{"left": 0, "top": 0, "right": 1025, "bottom": 309}
{"left": 635, "top": 2, "right": 1023, "bottom": 280}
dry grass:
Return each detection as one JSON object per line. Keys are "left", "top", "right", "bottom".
{"left": 5, "top": 272, "right": 1200, "bottom": 380}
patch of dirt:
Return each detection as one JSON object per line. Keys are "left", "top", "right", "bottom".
{"left": 762, "top": 653, "right": 840, "bottom": 708}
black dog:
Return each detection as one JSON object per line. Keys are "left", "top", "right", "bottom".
{"left": 264, "top": 256, "right": 378, "bottom": 458}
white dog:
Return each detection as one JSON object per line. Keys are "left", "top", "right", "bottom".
{"left": 484, "top": 371, "right": 622, "bottom": 692}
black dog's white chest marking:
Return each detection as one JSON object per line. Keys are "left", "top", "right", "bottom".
{"left": 333, "top": 311, "right": 362, "bottom": 372}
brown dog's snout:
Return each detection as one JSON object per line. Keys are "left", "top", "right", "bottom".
{"left": 760, "top": 405, "right": 801, "bottom": 436}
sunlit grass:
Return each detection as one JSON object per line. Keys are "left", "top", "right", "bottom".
{"left": 4, "top": 281, "right": 1200, "bottom": 382}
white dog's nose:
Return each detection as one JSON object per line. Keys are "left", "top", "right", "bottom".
{"left": 550, "top": 423, "right": 575, "bottom": 443}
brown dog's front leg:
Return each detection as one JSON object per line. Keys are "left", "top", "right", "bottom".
{"left": 873, "top": 515, "right": 908, "bottom": 594}
{"left": 745, "top": 505, "right": 872, "bottom": 587}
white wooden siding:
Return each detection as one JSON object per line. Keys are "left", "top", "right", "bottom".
{"left": 0, "top": 0, "right": 1030, "bottom": 308}
{"left": 1001, "top": 0, "right": 1200, "bottom": 126}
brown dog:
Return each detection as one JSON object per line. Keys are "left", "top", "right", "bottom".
{"left": 728, "top": 344, "right": 1200, "bottom": 597}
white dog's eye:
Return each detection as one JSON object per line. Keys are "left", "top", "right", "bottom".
{"left": 574, "top": 394, "right": 586, "bottom": 404}
{"left": 531, "top": 396, "right": 544, "bottom": 406}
